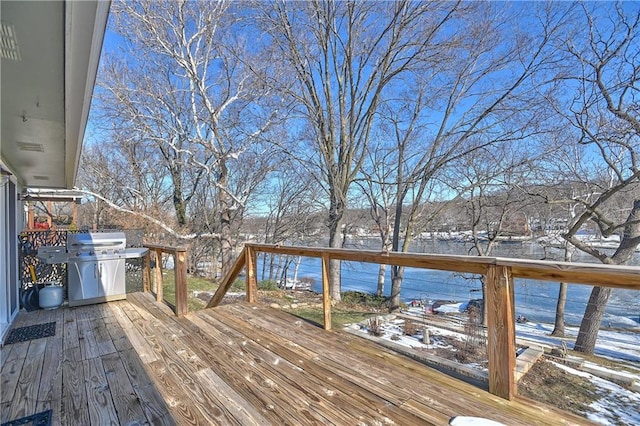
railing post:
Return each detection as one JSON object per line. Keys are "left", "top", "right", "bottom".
{"left": 486, "top": 264, "right": 516, "bottom": 400}
{"left": 142, "top": 250, "right": 151, "bottom": 292}
{"left": 246, "top": 246, "right": 258, "bottom": 303}
{"left": 174, "top": 249, "right": 188, "bottom": 316}
{"left": 154, "top": 249, "right": 164, "bottom": 303}
{"left": 321, "top": 253, "right": 332, "bottom": 331}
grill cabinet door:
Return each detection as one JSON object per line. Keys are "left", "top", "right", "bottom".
{"left": 68, "top": 258, "right": 126, "bottom": 304}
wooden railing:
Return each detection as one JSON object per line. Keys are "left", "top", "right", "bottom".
{"left": 143, "top": 244, "right": 188, "bottom": 317}
{"left": 206, "top": 243, "right": 640, "bottom": 401}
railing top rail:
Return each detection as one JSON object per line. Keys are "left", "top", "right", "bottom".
{"left": 246, "top": 243, "right": 640, "bottom": 290}
{"left": 247, "top": 243, "right": 493, "bottom": 274}
{"left": 144, "top": 243, "right": 187, "bottom": 253}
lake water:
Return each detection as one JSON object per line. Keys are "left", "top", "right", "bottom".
{"left": 261, "top": 239, "right": 640, "bottom": 329}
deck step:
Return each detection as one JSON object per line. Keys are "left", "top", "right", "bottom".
{"left": 515, "top": 346, "right": 544, "bottom": 381}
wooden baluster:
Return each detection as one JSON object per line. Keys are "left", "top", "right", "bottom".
{"left": 321, "top": 253, "right": 331, "bottom": 331}
{"left": 246, "top": 247, "right": 258, "bottom": 303}
{"left": 174, "top": 249, "right": 188, "bottom": 316}
{"left": 142, "top": 250, "right": 151, "bottom": 293}
{"left": 154, "top": 249, "right": 164, "bottom": 303}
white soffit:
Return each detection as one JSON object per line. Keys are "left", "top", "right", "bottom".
{"left": 0, "top": 1, "right": 109, "bottom": 189}
{"left": 65, "top": 0, "right": 110, "bottom": 189}
{"left": 0, "top": 1, "right": 65, "bottom": 188}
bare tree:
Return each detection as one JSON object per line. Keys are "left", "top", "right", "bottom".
{"left": 444, "top": 142, "right": 544, "bottom": 324}
{"left": 542, "top": 3, "right": 640, "bottom": 354}
{"left": 356, "top": 2, "right": 569, "bottom": 311}
{"left": 530, "top": 148, "right": 595, "bottom": 337}
{"left": 78, "top": 132, "right": 174, "bottom": 230}
{"left": 89, "top": 0, "right": 280, "bottom": 272}
{"left": 257, "top": 0, "right": 464, "bottom": 301}
{"left": 255, "top": 162, "right": 321, "bottom": 280}
{"left": 356, "top": 147, "right": 395, "bottom": 297}
{"left": 262, "top": 168, "right": 320, "bottom": 246}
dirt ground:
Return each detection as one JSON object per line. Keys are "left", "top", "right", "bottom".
{"left": 518, "top": 358, "right": 599, "bottom": 417}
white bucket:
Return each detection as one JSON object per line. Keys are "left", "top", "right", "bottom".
{"left": 39, "top": 282, "right": 63, "bottom": 310}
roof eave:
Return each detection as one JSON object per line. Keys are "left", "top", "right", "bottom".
{"left": 64, "top": 0, "right": 110, "bottom": 189}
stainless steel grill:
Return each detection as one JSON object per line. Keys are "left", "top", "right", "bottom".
{"left": 38, "top": 232, "right": 148, "bottom": 307}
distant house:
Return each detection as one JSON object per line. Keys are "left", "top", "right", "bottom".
{"left": 501, "top": 212, "right": 531, "bottom": 237}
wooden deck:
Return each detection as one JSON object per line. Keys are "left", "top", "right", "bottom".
{"left": 1, "top": 292, "right": 591, "bottom": 425}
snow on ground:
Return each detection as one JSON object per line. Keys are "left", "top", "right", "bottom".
{"left": 370, "top": 316, "right": 468, "bottom": 352}
{"left": 409, "top": 301, "right": 640, "bottom": 363}
{"left": 515, "top": 321, "right": 640, "bottom": 363}
{"left": 433, "top": 302, "right": 467, "bottom": 314}
{"left": 353, "top": 304, "right": 640, "bottom": 426}
{"left": 551, "top": 361, "right": 640, "bottom": 426}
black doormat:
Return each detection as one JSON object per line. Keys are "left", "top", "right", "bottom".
{"left": 4, "top": 322, "right": 56, "bottom": 345}
{"left": 1, "top": 409, "right": 52, "bottom": 426}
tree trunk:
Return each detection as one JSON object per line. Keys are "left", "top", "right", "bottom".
{"left": 389, "top": 265, "right": 404, "bottom": 312}
{"left": 327, "top": 196, "right": 344, "bottom": 302}
{"left": 218, "top": 161, "right": 233, "bottom": 275}
{"left": 259, "top": 253, "right": 266, "bottom": 281}
{"left": 219, "top": 217, "right": 233, "bottom": 275}
{"left": 274, "top": 255, "right": 284, "bottom": 284}
{"left": 268, "top": 254, "right": 276, "bottom": 281}
{"left": 376, "top": 263, "right": 386, "bottom": 297}
{"left": 328, "top": 244, "right": 342, "bottom": 302}
{"left": 92, "top": 205, "right": 99, "bottom": 231}
{"left": 574, "top": 286, "right": 613, "bottom": 353}
{"left": 376, "top": 238, "right": 391, "bottom": 297}
{"left": 389, "top": 201, "right": 405, "bottom": 311}
{"left": 293, "top": 256, "right": 301, "bottom": 283}
{"left": 173, "top": 188, "right": 187, "bottom": 226}
{"left": 552, "top": 246, "right": 572, "bottom": 337}
{"left": 551, "top": 283, "right": 568, "bottom": 337}
{"left": 574, "top": 200, "right": 640, "bottom": 353}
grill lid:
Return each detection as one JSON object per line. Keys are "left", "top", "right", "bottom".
{"left": 67, "top": 232, "right": 127, "bottom": 258}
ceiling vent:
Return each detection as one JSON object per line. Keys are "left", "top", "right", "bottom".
{"left": 16, "top": 142, "right": 44, "bottom": 152}
{"left": 33, "top": 175, "right": 50, "bottom": 181}
{"left": 0, "top": 22, "right": 21, "bottom": 61}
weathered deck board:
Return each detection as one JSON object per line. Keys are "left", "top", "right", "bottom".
{"left": 219, "top": 305, "right": 473, "bottom": 407}
{"left": 181, "top": 314, "right": 364, "bottom": 425}
{"left": 84, "top": 357, "right": 119, "bottom": 425}
{"left": 217, "top": 304, "right": 485, "bottom": 421}
{"left": 61, "top": 346, "right": 90, "bottom": 425}
{"left": 115, "top": 348, "right": 174, "bottom": 425}
{"left": 35, "top": 331, "right": 63, "bottom": 426}
{"left": 101, "top": 353, "right": 148, "bottom": 425}
{"left": 194, "top": 307, "right": 442, "bottom": 424}
{"left": 218, "top": 301, "right": 589, "bottom": 425}
{"left": 1, "top": 341, "right": 30, "bottom": 408}
{"left": 1, "top": 297, "right": 172, "bottom": 426}
{"left": 92, "top": 316, "right": 117, "bottom": 356}
{"left": 134, "top": 297, "right": 354, "bottom": 425}
{"left": 129, "top": 298, "right": 318, "bottom": 425}
{"left": 1, "top": 292, "right": 592, "bottom": 425}
{"left": 76, "top": 314, "right": 101, "bottom": 360}
{"left": 62, "top": 307, "right": 79, "bottom": 351}
{"left": 102, "top": 308, "right": 134, "bottom": 353}
{"left": 107, "top": 302, "right": 159, "bottom": 364}
{"left": 6, "top": 339, "right": 46, "bottom": 422}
